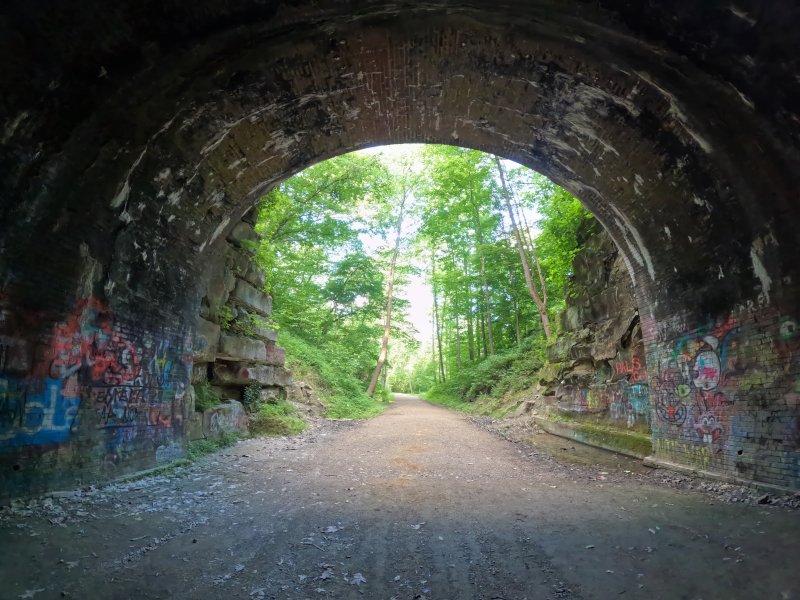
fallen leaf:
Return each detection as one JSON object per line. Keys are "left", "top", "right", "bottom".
{"left": 350, "top": 573, "right": 367, "bottom": 585}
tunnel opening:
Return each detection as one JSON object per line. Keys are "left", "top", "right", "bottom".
{"left": 1, "top": 1, "right": 799, "bottom": 498}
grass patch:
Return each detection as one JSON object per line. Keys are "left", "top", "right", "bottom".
{"left": 280, "top": 330, "right": 385, "bottom": 419}
{"left": 250, "top": 400, "right": 307, "bottom": 436}
{"left": 185, "top": 430, "right": 240, "bottom": 460}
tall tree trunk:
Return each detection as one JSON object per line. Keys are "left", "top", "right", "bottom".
{"left": 366, "top": 185, "right": 408, "bottom": 396}
{"left": 465, "top": 256, "right": 475, "bottom": 362}
{"left": 432, "top": 252, "right": 446, "bottom": 383}
{"left": 469, "top": 173, "right": 495, "bottom": 355}
{"left": 514, "top": 186, "right": 549, "bottom": 309}
{"left": 479, "top": 305, "right": 488, "bottom": 358}
{"left": 494, "top": 156, "right": 552, "bottom": 340}
{"left": 431, "top": 313, "right": 438, "bottom": 384}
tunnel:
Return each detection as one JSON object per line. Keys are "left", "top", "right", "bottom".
{"left": 0, "top": 0, "right": 799, "bottom": 498}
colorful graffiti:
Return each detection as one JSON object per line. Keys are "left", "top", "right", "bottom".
{"left": 0, "top": 377, "right": 80, "bottom": 446}
{"left": 0, "top": 297, "right": 192, "bottom": 459}
{"left": 652, "top": 317, "right": 737, "bottom": 450}
{"left": 614, "top": 357, "right": 646, "bottom": 382}
{"left": 652, "top": 309, "right": 800, "bottom": 488}
{"left": 556, "top": 379, "right": 650, "bottom": 429}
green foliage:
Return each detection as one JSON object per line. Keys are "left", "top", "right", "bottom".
{"left": 249, "top": 401, "right": 307, "bottom": 436}
{"left": 512, "top": 169, "right": 593, "bottom": 317}
{"left": 217, "top": 304, "right": 235, "bottom": 332}
{"left": 280, "top": 331, "right": 384, "bottom": 419}
{"left": 242, "top": 383, "right": 262, "bottom": 412}
{"left": 251, "top": 144, "right": 590, "bottom": 420}
{"left": 193, "top": 380, "right": 220, "bottom": 412}
{"left": 426, "top": 336, "right": 546, "bottom": 405}
{"left": 185, "top": 431, "right": 240, "bottom": 460}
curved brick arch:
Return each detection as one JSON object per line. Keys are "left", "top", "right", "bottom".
{"left": 1, "top": 1, "right": 798, "bottom": 495}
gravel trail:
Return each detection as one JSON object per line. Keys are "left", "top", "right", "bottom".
{"left": 1, "top": 394, "right": 798, "bottom": 600}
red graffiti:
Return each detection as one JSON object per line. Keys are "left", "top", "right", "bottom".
{"left": 614, "top": 357, "right": 647, "bottom": 382}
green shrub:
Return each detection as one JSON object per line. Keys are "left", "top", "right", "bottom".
{"left": 242, "top": 383, "right": 262, "bottom": 412}
{"left": 250, "top": 401, "right": 307, "bottom": 436}
{"left": 426, "top": 336, "right": 546, "bottom": 410}
{"left": 194, "top": 380, "right": 220, "bottom": 412}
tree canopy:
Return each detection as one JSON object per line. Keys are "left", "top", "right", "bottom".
{"left": 253, "top": 145, "right": 592, "bottom": 411}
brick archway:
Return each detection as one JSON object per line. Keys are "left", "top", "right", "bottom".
{"left": 1, "top": 1, "right": 798, "bottom": 495}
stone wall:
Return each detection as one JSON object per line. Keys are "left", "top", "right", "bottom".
{"left": 186, "top": 211, "right": 291, "bottom": 441}
{"left": 540, "top": 220, "right": 800, "bottom": 489}
{"left": 0, "top": 214, "right": 290, "bottom": 499}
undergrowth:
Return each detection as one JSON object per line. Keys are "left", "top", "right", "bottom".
{"left": 185, "top": 430, "right": 240, "bottom": 460}
{"left": 425, "top": 336, "right": 546, "bottom": 415}
{"left": 280, "top": 330, "right": 385, "bottom": 419}
{"left": 250, "top": 400, "right": 307, "bottom": 436}
{"left": 194, "top": 380, "right": 220, "bottom": 412}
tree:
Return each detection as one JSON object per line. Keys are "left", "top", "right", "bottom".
{"left": 494, "top": 155, "right": 552, "bottom": 340}
{"left": 366, "top": 175, "right": 409, "bottom": 396}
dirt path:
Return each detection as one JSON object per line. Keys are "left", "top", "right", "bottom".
{"left": 1, "top": 394, "right": 798, "bottom": 600}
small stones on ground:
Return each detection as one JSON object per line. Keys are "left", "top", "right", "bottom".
{"left": 350, "top": 573, "right": 367, "bottom": 585}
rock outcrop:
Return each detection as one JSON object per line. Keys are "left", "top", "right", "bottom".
{"left": 187, "top": 212, "right": 292, "bottom": 439}
{"left": 537, "top": 218, "right": 650, "bottom": 436}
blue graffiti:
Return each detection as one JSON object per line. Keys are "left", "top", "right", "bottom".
{"left": 0, "top": 377, "right": 80, "bottom": 449}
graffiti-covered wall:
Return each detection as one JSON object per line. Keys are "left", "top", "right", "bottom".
{"left": 0, "top": 295, "right": 193, "bottom": 496}
{"left": 646, "top": 309, "right": 800, "bottom": 489}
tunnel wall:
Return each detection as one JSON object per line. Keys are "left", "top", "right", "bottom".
{"left": 1, "top": 1, "right": 799, "bottom": 496}
{"left": 0, "top": 295, "right": 194, "bottom": 493}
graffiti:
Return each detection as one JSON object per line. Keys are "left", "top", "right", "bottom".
{"left": 652, "top": 317, "right": 737, "bottom": 451}
{"left": 0, "top": 297, "right": 192, "bottom": 455}
{"left": 206, "top": 402, "right": 247, "bottom": 436}
{"left": 156, "top": 442, "right": 184, "bottom": 464}
{"left": 0, "top": 378, "right": 80, "bottom": 445}
{"left": 608, "top": 382, "right": 650, "bottom": 428}
{"left": 614, "top": 357, "right": 646, "bottom": 382}
{"left": 654, "top": 437, "right": 712, "bottom": 469}
{"left": 779, "top": 318, "right": 797, "bottom": 341}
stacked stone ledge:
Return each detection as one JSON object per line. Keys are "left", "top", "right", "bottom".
{"left": 187, "top": 217, "right": 291, "bottom": 440}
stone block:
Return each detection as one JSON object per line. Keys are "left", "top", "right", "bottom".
{"left": 259, "top": 386, "right": 286, "bottom": 403}
{"left": 231, "top": 279, "right": 272, "bottom": 315}
{"left": 243, "top": 264, "right": 267, "bottom": 289}
{"left": 271, "top": 366, "right": 292, "bottom": 387}
{"left": 191, "top": 363, "right": 208, "bottom": 383}
{"left": 193, "top": 318, "right": 220, "bottom": 363}
{"left": 226, "top": 222, "right": 258, "bottom": 250}
{"left": 213, "top": 362, "right": 291, "bottom": 386}
{"left": 203, "top": 400, "right": 248, "bottom": 437}
{"left": 205, "top": 263, "right": 236, "bottom": 318}
{"left": 216, "top": 362, "right": 271, "bottom": 385}
{"left": 230, "top": 314, "right": 278, "bottom": 342}
{"left": 265, "top": 342, "right": 285, "bottom": 365}
{"left": 217, "top": 334, "right": 267, "bottom": 362}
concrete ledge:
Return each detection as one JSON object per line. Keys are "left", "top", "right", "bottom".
{"left": 532, "top": 416, "right": 651, "bottom": 460}
{"left": 643, "top": 455, "right": 800, "bottom": 495}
